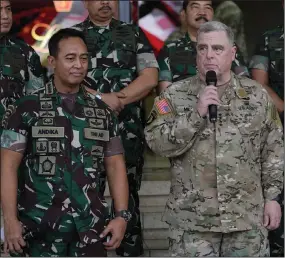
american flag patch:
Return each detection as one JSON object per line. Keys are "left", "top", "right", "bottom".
{"left": 155, "top": 98, "right": 171, "bottom": 115}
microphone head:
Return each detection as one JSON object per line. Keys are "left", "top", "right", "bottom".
{"left": 206, "top": 70, "right": 217, "bottom": 85}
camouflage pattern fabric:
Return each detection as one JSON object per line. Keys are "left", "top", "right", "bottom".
{"left": 144, "top": 73, "right": 284, "bottom": 234}
{"left": 249, "top": 25, "right": 284, "bottom": 257}
{"left": 73, "top": 17, "right": 158, "bottom": 256}
{"left": 165, "top": 29, "right": 185, "bottom": 44}
{"left": 249, "top": 25, "right": 284, "bottom": 100}
{"left": 168, "top": 225, "right": 269, "bottom": 257}
{"left": 157, "top": 32, "right": 249, "bottom": 83}
{"left": 0, "top": 35, "right": 45, "bottom": 121}
{"left": 10, "top": 213, "right": 106, "bottom": 257}
{"left": 0, "top": 78, "right": 121, "bottom": 257}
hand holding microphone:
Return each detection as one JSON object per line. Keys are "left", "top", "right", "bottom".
{"left": 197, "top": 71, "right": 220, "bottom": 122}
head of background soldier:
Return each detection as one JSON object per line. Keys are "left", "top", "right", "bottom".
{"left": 196, "top": 21, "right": 236, "bottom": 84}
{"left": 182, "top": 0, "right": 214, "bottom": 33}
{"left": 47, "top": 28, "right": 89, "bottom": 91}
{"left": 83, "top": 0, "right": 118, "bottom": 26}
{"left": 0, "top": 0, "right": 12, "bottom": 36}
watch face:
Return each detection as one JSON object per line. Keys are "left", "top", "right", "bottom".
{"left": 120, "top": 210, "right": 132, "bottom": 222}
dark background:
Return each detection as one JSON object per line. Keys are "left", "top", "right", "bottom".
{"left": 10, "top": 0, "right": 284, "bottom": 58}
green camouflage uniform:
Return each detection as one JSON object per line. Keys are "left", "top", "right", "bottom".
{"left": 73, "top": 17, "right": 158, "bottom": 256}
{"left": 165, "top": 29, "right": 185, "bottom": 44}
{"left": 0, "top": 35, "right": 45, "bottom": 121}
{"left": 249, "top": 25, "right": 284, "bottom": 257}
{"left": 158, "top": 32, "right": 249, "bottom": 84}
{"left": 144, "top": 73, "right": 284, "bottom": 257}
{"left": 0, "top": 78, "right": 123, "bottom": 257}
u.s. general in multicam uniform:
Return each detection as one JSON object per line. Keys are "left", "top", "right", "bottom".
{"left": 144, "top": 72, "right": 284, "bottom": 257}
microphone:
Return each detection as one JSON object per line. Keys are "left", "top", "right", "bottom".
{"left": 206, "top": 70, "right": 217, "bottom": 123}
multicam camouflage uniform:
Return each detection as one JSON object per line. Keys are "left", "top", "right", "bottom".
{"left": 0, "top": 78, "right": 123, "bottom": 257}
{"left": 144, "top": 73, "right": 284, "bottom": 257}
{"left": 73, "top": 17, "right": 158, "bottom": 256}
{"left": 157, "top": 33, "right": 249, "bottom": 84}
{"left": 0, "top": 35, "right": 45, "bottom": 121}
{"left": 249, "top": 25, "right": 284, "bottom": 257}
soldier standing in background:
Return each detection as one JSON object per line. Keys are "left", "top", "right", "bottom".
{"left": 249, "top": 2, "right": 284, "bottom": 255}
{"left": 157, "top": 0, "right": 248, "bottom": 94}
{"left": 0, "top": 0, "right": 45, "bottom": 121}
{"left": 1, "top": 28, "right": 130, "bottom": 257}
{"left": 73, "top": 0, "right": 158, "bottom": 256}
{"left": 214, "top": 0, "right": 248, "bottom": 63}
{"left": 145, "top": 21, "right": 283, "bottom": 257}
{"left": 165, "top": 8, "right": 187, "bottom": 43}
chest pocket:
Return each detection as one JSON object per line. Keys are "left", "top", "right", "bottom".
{"left": 0, "top": 77, "right": 24, "bottom": 101}
{"left": 2, "top": 47, "right": 26, "bottom": 80}
{"left": 112, "top": 26, "right": 136, "bottom": 68}
{"left": 170, "top": 47, "right": 196, "bottom": 81}
{"left": 230, "top": 99, "right": 262, "bottom": 161}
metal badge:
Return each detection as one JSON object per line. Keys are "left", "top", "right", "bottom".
{"left": 32, "top": 126, "right": 65, "bottom": 138}
{"left": 36, "top": 141, "right": 48, "bottom": 154}
{"left": 40, "top": 101, "right": 53, "bottom": 110}
{"left": 39, "top": 93, "right": 52, "bottom": 101}
{"left": 42, "top": 118, "right": 54, "bottom": 126}
{"left": 91, "top": 145, "right": 104, "bottom": 157}
{"left": 92, "top": 157, "right": 98, "bottom": 169}
{"left": 38, "top": 156, "right": 56, "bottom": 175}
{"left": 84, "top": 128, "right": 109, "bottom": 141}
{"left": 48, "top": 141, "right": 60, "bottom": 153}
{"left": 87, "top": 100, "right": 98, "bottom": 107}
{"left": 95, "top": 108, "right": 106, "bottom": 119}
{"left": 45, "top": 81, "right": 54, "bottom": 95}
{"left": 39, "top": 111, "right": 56, "bottom": 118}
{"left": 83, "top": 107, "right": 96, "bottom": 117}
{"left": 88, "top": 118, "right": 105, "bottom": 129}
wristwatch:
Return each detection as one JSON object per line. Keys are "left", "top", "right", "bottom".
{"left": 115, "top": 210, "right": 132, "bottom": 222}
{"left": 95, "top": 91, "right": 103, "bottom": 100}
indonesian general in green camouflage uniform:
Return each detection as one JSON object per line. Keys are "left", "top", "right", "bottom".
{"left": 72, "top": 2, "right": 158, "bottom": 255}
{"left": 0, "top": 28, "right": 129, "bottom": 257}
{"left": 0, "top": 0, "right": 45, "bottom": 121}
{"left": 145, "top": 21, "right": 284, "bottom": 257}
{"left": 1, "top": 80, "right": 122, "bottom": 257}
{"left": 249, "top": 25, "right": 284, "bottom": 257}
{"left": 157, "top": 32, "right": 249, "bottom": 84}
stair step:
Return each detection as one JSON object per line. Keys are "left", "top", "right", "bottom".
{"left": 143, "top": 229, "right": 168, "bottom": 240}
{"left": 143, "top": 213, "right": 168, "bottom": 230}
{"left": 143, "top": 239, "right": 169, "bottom": 250}
{"left": 149, "top": 250, "right": 169, "bottom": 256}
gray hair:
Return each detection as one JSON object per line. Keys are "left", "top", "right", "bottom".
{"left": 197, "top": 21, "right": 235, "bottom": 46}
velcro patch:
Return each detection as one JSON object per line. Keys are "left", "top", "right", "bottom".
{"left": 155, "top": 98, "right": 172, "bottom": 115}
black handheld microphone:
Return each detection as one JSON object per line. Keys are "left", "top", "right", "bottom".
{"left": 206, "top": 70, "right": 217, "bottom": 123}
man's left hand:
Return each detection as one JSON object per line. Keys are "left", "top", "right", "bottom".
{"left": 263, "top": 200, "right": 281, "bottom": 230}
{"left": 99, "top": 217, "right": 127, "bottom": 250}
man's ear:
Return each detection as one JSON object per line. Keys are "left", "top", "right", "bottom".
{"left": 231, "top": 45, "right": 237, "bottom": 61}
{"left": 47, "top": 55, "right": 55, "bottom": 69}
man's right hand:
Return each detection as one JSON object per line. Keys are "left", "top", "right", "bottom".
{"left": 3, "top": 218, "right": 26, "bottom": 254}
{"left": 197, "top": 86, "right": 220, "bottom": 118}
{"left": 101, "top": 92, "right": 125, "bottom": 114}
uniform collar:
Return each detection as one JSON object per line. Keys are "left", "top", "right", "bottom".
{"left": 83, "top": 17, "right": 120, "bottom": 30}
{"left": 43, "top": 77, "right": 89, "bottom": 100}
{"left": 187, "top": 72, "right": 250, "bottom": 100}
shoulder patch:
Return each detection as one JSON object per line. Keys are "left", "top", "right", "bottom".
{"left": 155, "top": 98, "right": 172, "bottom": 115}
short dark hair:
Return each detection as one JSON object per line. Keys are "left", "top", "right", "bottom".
{"left": 182, "top": 0, "right": 214, "bottom": 11}
{"left": 182, "top": 0, "right": 190, "bottom": 10}
{"left": 48, "top": 28, "right": 87, "bottom": 57}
